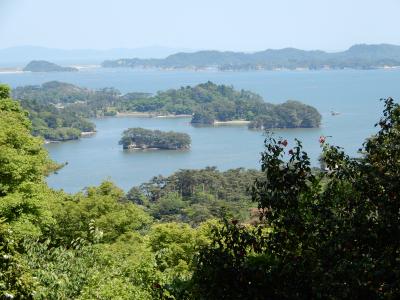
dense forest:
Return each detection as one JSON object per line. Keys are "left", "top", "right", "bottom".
{"left": 127, "top": 167, "right": 261, "bottom": 225}
{"left": 19, "top": 98, "right": 95, "bottom": 141}
{"left": 102, "top": 43, "right": 400, "bottom": 71}
{"left": 1, "top": 83, "right": 400, "bottom": 298}
{"left": 120, "top": 128, "right": 191, "bottom": 150}
{"left": 12, "top": 81, "right": 119, "bottom": 141}
{"left": 13, "top": 81, "right": 321, "bottom": 139}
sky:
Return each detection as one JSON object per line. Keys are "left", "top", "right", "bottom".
{"left": 1, "top": 0, "right": 400, "bottom": 52}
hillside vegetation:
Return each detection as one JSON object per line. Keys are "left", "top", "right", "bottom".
{"left": 1, "top": 83, "right": 400, "bottom": 298}
{"left": 127, "top": 167, "right": 261, "bottom": 225}
{"left": 12, "top": 81, "right": 118, "bottom": 141}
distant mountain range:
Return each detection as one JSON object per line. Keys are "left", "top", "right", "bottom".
{"left": 0, "top": 46, "right": 193, "bottom": 66}
{"left": 102, "top": 44, "right": 400, "bottom": 71}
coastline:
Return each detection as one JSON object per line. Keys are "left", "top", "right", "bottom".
{"left": 213, "top": 120, "right": 251, "bottom": 125}
{"left": 44, "top": 131, "right": 96, "bottom": 144}
{"left": 124, "top": 146, "right": 189, "bottom": 151}
{"left": 116, "top": 111, "right": 192, "bottom": 118}
{"left": 0, "top": 67, "right": 24, "bottom": 74}
{"left": 81, "top": 131, "right": 97, "bottom": 137}
{"left": 44, "top": 140, "right": 60, "bottom": 144}
{"left": 101, "top": 64, "right": 400, "bottom": 72}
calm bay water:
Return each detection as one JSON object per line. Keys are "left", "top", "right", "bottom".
{"left": 1, "top": 68, "right": 400, "bottom": 192}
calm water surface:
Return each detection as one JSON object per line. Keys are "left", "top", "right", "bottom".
{"left": 1, "top": 68, "right": 399, "bottom": 192}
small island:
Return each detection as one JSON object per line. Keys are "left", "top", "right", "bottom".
{"left": 119, "top": 128, "right": 191, "bottom": 150}
{"left": 23, "top": 60, "right": 78, "bottom": 72}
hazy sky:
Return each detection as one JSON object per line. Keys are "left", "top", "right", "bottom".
{"left": 1, "top": 0, "right": 400, "bottom": 51}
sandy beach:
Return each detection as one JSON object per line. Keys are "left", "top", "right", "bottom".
{"left": 81, "top": 131, "right": 97, "bottom": 137}
{"left": 116, "top": 111, "right": 192, "bottom": 118}
{"left": 0, "top": 67, "right": 24, "bottom": 74}
{"left": 213, "top": 119, "right": 251, "bottom": 125}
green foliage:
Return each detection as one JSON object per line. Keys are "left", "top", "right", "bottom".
{"left": 122, "top": 81, "right": 320, "bottom": 128}
{"left": 0, "top": 87, "right": 50, "bottom": 195}
{"left": 120, "top": 128, "right": 191, "bottom": 150}
{"left": 81, "top": 232, "right": 157, "bottom": 300}
{"left": 24, "top": 240, "right": 99, "bottom": 299}
{"left": 249, "top": 100, "right": 321, "bottom": 129}
{"left": 0, "top": 84, "right": 56, "bottom": 298}
{"left": 49, "top": 181, "right": 152, "bottom": 244}
{"left": 193, "top": 98, "right": 400, "bottom": 299}
{"left": 0, "top": 218, "right": 36, "bottom": 299}
{"left": 191, "top": 219, "right": 268, "bottom": 299}
{"left": 12, "top": 81, "right": 106, "bottom": 141}
{"left": 0, "top": 84, "right": 11, "bottom": 99}
{"left": 151, "top": 193, "right": 187, "bottom": 221}
{"left": 146, "top": 222, "right": 213, "bottom": 299}
{"left": 128, "top": 167, "right": 260, "bottom": 225}
{"left": 13, "top": 81, "right": 94, "bottom": 105}
{"left": 148, "top": 223, "right": 198, "bottom": 276}
{"left": 191, "top": 109, "right": 215, "bottom": 125}
{"left": 18, "top": 98, "right": 95, "bottom": 141}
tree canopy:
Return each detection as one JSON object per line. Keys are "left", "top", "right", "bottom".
{"left": 127, "top": 167, "right": 261, "bottom": 225}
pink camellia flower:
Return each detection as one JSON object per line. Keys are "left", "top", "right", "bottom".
{"left": 319, "top": 136, "right": 326, "bottom": 144}
{"left": 281, "top": 139, "right": 288, "bottom": 147}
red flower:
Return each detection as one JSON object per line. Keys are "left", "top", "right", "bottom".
{"left": 319, "top": 136, "right": 326, "bottom": 144}
{"left": 281, "top": 139, "right": 288, "bottom": 147}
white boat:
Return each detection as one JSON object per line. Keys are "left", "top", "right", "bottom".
{"left": 331, "top": 110, "right": 340, "bottom": 116}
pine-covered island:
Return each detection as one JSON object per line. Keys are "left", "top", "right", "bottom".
{"left": 119, "top": 128, "right": 191, "bottom": 150}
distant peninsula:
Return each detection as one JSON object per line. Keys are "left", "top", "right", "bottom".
{"left": 23, "top": 60, "right": 78, "bottom": 72}
{"left": 120, "top": 128, "right": 191, "bottom": 150}
{"left": 102, "top": 44, "right": 400, "bottom": 71}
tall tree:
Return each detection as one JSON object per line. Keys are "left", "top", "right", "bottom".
{"left": 193, "top": 98, "right": 400, "bottom": 299}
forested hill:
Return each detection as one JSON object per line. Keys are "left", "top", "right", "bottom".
{"left": 12, "top": 82, "right": 102, "bottom": 141}
{"left": 102, "top": 43, "right": 400, "bottom": 70}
